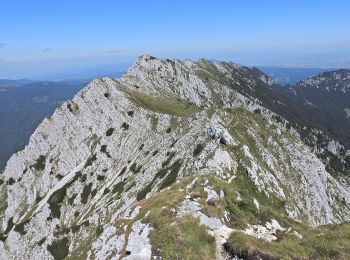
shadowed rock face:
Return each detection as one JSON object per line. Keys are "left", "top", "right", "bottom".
{"left": 0, "top": 55, "right": 349, "bottom": 259}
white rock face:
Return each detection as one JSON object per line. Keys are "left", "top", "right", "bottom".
{"left": 244, "top": 219, "right": 285, "bottom": 242}
{"left": 123, "top": 221, "right": 152, "bottom": 260}
{"left": 88, "top": 226, "right": 125, "bottom": 260}
{"left": 0, "top": 55, "right": 349, "bottom": 259}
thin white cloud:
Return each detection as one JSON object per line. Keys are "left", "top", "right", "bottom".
{"left": 41, "top": 48, "right": 51, "bottom": 52}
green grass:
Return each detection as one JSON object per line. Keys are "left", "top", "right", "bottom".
{"left": 124, "top": 87, "right": 201, "bottom": 117}
{"left": 137, "top": 185, "right": 215, "bottom": 259}
{"left": 136, "top": 173, "right": 350, "bottom": 259}
{"left": 149, "top": 215, "right": 216, "bottom": 260}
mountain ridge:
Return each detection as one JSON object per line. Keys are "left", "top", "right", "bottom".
{"left": 1, "top": 55, "right": 350, "bottom": 259}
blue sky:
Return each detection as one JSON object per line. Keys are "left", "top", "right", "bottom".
{"left": 0, "top": 0, "right": 350, "bottom": 79}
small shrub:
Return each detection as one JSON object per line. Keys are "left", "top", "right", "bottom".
{"left": 100, "top": 145, "right": 107, "bottom": 153}
{"left": 152, "top": 150, "right": 159, "bottom": 156}
{"left": 106, "top": 128, "right": 115, "bottom": 136}
{"left": 100, "top": 145, "right": 112, "bottom": 158}
{"left": 80, "top": 174, "right": 87, "bottom": 183}
{"left": 253, "top": 108, "right": 261, "bottom": 114}
{"left": 81, "top": 183, "right": 93, "bottom": 204}
{"left": 48, "top": 187, "right": 67, "bottom": 219}
{"left": 68, "top": 193, "right": 77, "bottom": 205}
{"left": 104, "top": 93, "right": 110, "bottom": 98}
{"left": 125, "top": 182, "right": 135, "bottom": 192}
{"left": 121, "top": 122, "right": 130, "bottom": 130}
{"left": 193, "top": 143, "right": 204, "bottom": 157}
{"left": 84, "top": 154, "right": 97, "bottom": 168}
{"left": 159, "top": 159, "right": 183, "bottom": 190}
{"left": 170, "top": 139, "right": 178, "bottom": 148}
{"left": 137, "top": 183, "right": 152, "bottom": 201}
{"left": 71, "top": 225, "right": 81, "bottom": 233}
{"left": 97, "top": 175, "right": 105, "bottom": 181}
{"left": 56, "top": 174, "right": 64, "bottom": 180}
{"left": 130, "top": 162, "right": 142, "bottom": 174}
{"left": 36, "top": 194, "right": 43, "bottom": 203}
{"left": 7, "top": 178, "right": 15, "bottom": 185}
{"left": 91, "top": 189, "right": 98, "bottom": 198}
{"left": 119, "top": 166, "right": 127, "bottom": 176}
{"left": 32, "top": 155, "right": 46, "bottom": 171}
{"left": 127, "top": 111, "right": 134, "bottom": 117}
{"left": 112, "top": 181, "right": 126, "bottom": 195}
{"left": 47, "top": 237, "right": 70, "bottom": 260}
{"left": 162, "top": 152, "right": 175, "bottom": 167}
{"left": 166, "top": 127, "right": 171, "bottom": 133}
{"left": 67, "top": 103, "right": 73, "bottom": 112}
{"left": 96, "top": 225, "right": 104, "bottom": 237}
{"left": 38, "top": 237, "right": 46, "bottom": 246}
{"left": 14, "top": 220, "right": 30, "bottom": 235}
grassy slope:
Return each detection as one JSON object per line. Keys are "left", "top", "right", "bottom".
{"left": 135, "top": 173, "right": 350, "bottom": 259}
